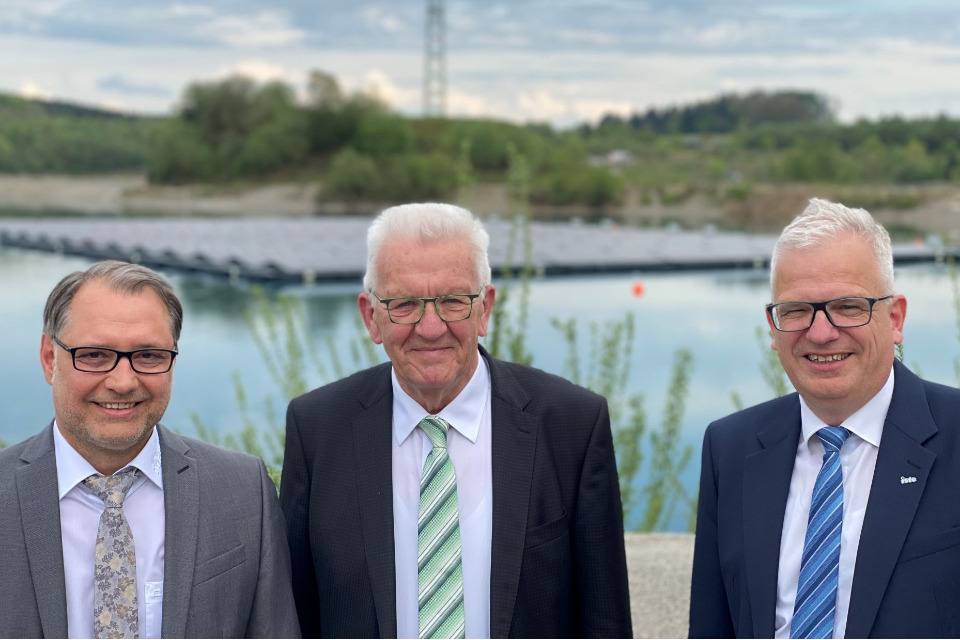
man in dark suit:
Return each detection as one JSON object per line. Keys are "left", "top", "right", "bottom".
{"left": 689, "top": 198, "right": 960, "bottom": 638}
{"left": 281, "top": 203, "right": 632, "bottom": 638}
{"left": 0, "top": 260, "right": 300, "bottom": 638}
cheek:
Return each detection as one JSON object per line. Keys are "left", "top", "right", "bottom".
{"left": 381, "top": 324, "right": 413, "bottom": 349}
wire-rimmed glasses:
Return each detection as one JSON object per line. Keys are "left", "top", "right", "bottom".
{"left": 372, "top": 289, "right": 484, "bottom": 324}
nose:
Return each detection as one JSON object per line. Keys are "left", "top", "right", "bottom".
{"left": 103, "top": 355, "right": 140, "bottom": 394}
{"left": 415, "top": 300, "right": 448, "bottom": 339}
{"left": 805, "top": 308, "right": 841, "bottom": 342}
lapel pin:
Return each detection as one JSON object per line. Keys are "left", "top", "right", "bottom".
{"left": 900, "top": 476, "right": 917, "bottom": 485}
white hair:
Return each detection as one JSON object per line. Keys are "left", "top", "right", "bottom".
{"left": 362, "top": 202, "right": 492, "bottom": 293}
{"left": 770, "top": 197, "right": 895, "bottom": 293}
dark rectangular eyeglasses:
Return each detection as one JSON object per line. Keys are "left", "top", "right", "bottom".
{"left": 766, "top": 295, "right": 893, "bottom": 332}
{"left": 53, "top": 337, "right": 178, "bottom": 373}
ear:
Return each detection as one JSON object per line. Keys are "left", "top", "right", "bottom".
{"left": 40, "top": 334, "right": 57, "bottom": 385}
{"left": 888, "top": 294, "right": 907, "bottom": 345}
{"left": 765, "top": 309, "right": 778, "bottom": 352}
{"left": 476, "top": 285, "right": 496, "bottom": 338}
{"left": 358, "top": 292, "right": 383, "bottom": 345}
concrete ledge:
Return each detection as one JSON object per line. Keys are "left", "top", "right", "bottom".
{"left": 626, "top": 533, "right": 694, "bottom": 638}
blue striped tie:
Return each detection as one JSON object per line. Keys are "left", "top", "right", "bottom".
{"left": 791, "top": 426, "right": 850, "bottom": 639}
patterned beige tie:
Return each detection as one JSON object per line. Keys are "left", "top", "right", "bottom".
{"left": 83, "top": 469, "right": 141, "bottom": 639}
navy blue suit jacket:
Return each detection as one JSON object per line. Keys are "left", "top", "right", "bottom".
{"left": 690, "top": 360, "right": 960, "bottom": 638}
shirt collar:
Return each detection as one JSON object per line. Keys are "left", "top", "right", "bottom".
{"left": 53, "top": 422, "right": 164, "bottom": 499}
{"left": 799, "top": 366, "right": 894, "bottom": 448}
{"left": 392, "top": 350, "right": 490, "bottom": 446}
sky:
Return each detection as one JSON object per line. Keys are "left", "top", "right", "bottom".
{"left": 2, "top": 0, "right": 960, "bottom": 128}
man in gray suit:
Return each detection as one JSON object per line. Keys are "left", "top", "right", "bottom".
{"left": 0, "top": 260, "right": 300, "bottom": 638}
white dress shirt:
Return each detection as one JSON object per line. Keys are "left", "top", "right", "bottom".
{"left": 775, "top": 367, "right": 894, "bottom": 639}
{"left": 393, "top": 354, "right": 492, "bottom": 640}
{"left": 55, "top": 423, "right": 166, "bottom": 639}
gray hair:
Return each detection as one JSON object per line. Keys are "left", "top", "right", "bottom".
{"left": 363, "top": 202, "right": 492, "bottom": 293}
{"left": 43, "top": 260, "right": 184, "bottom": 344}
{"left": 770, "top": 197, "right": 895, "bottom": 293}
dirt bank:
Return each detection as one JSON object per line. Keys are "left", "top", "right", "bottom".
{"left": 2, "top": 174, "right": 959, "bottom": 237}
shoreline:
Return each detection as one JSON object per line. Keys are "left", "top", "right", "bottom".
{"left": 1, "top": 174, "right": 959, "bottom": 237}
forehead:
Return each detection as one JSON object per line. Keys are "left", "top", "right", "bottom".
{"left": 772, "top": 233, "right": 882, "bottom": 300}
{"left": 376, "top": 235, "right": 479, "bottom": 296}
{"left": 62, "top": 281, "right": 173, "bottom": 345}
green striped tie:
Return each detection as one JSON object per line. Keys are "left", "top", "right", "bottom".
{"left": 417, "top": 416, "right": 465, "bottom": 639}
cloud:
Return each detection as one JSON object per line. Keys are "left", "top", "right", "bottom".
{"left": 573, "top": 99, "right": 635, "bottom": 122}
{"left": 97, "top": 74, "right": 171, "bottom": 97}
{"left": 169, "top": 3, "right": 215, "bottom": 18}
{"left": 518, "top": 90, "right": 569, "bottom": 121}
{"left": 363, "top": 69, "right": 416, "bottom": 109}
{"left": 0, "top": 0, "right": 72, "bottom": 26}
{"left": 227, "top": 60, "right": 291, "bottom": 83}
{"left": 447, "top": 89, "right": 494, "bottom": 118}
{"left": 361, "top": 6, "right": 405, "bottom": 34}
{"left": 195, "top": 10, "right": 306, "bottom": 47}
{"left": 19, "top": 81, "right": 51, "bottom": 100}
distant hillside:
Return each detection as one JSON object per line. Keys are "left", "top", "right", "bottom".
{"left": 0, "top": 93, "right": 146, "bottom": 119}
{"left": 3, "top": 79, "right": 960, "bottom": 225}
{"left": 588, "top": 90, "right": 835, "bottom": 135}
{"left": 0, "top": 91, "right": 159, "bottom": 174}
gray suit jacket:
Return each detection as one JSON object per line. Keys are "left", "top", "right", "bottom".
{"left": 0, "top": 424, "right": 301, "bottom": 638}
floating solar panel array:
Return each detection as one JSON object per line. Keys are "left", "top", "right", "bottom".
{"left": 0, "top": 217, "right": 949, "bottom": 283}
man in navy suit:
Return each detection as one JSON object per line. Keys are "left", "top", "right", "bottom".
{"left": 690, "top": 198, "right": 960, "bottom": 638}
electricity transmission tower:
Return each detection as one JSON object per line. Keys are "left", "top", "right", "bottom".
{"left": 423, "top": 0, "right": 446, "bottom": 117}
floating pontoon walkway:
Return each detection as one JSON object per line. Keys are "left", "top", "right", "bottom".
{"left": 0, "top": 217, "right": 951, "bottom": 283}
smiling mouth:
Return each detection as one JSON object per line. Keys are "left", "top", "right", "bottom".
{"left": 806, "top": 354, "right": 849, "bottom": 363}
{"left": 96, "top": 402, "right": 139, "bottom": 409}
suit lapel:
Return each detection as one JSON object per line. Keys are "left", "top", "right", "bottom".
{"left": 352, "top": 365, "right": 398, "bottom": 638}
{"left": 486, "top": 355, "right": 539, "bottom": 639}
{"left": 158, "top": 426, "right": 200, "bottom": 639}
{"left": 845, "top": 362, "right": 937, "bottom": 639}
{"left": 17, "top": 425, "right": 69, "bottom": 638}
{"left": 742, "top": 398, "right": 800, "bottom": 638}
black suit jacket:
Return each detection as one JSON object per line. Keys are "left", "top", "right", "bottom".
{"left": 280, "top": 347, "right": 632, "bottom": 638}
{"left": 689, "top": 360, "right": 960, "bottom": 638}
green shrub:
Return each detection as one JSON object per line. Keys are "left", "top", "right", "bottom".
{"left": 321, "top": 149, "right": 381, "bottom": 201}
{"left": 350, "top": 113, "right": 414, "bottom": 158}
{"left": 147, "top": 121, "right": 218, "bottom": 183}
{"left": 380, "top": 153, "right": 458, "bottom": 201}
{"left": 531, "top": 164, "right": 624, "bottom": 207}
{"left": 234, "top": 109, "right": 309, "bottom": 175}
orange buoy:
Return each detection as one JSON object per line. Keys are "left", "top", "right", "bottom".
{"left": 632, "top": 281, "right": 645, "bottom": 298}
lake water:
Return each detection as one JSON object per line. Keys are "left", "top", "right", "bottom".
{"left": 2, "top": 247, "right": 958, "bottom": 530}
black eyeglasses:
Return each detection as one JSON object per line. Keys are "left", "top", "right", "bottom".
{"left": 766, "top": 296, "right": 893, "bottom": 332}
{"left": 372, "top": 289, "right": 484, "bottom": 324}
{"left": 53, "top": 337, "right": 178, "bottom": 374}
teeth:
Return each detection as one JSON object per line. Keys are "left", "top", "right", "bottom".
{"left": 807, "top": 354, "right": 848, "bottom": 363}
{"left": 101, "top": 402, "right": 136, "bottom": 409}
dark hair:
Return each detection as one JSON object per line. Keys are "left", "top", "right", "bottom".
{"left": 43, "top": 260, "right": 183, "bottom": 344}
